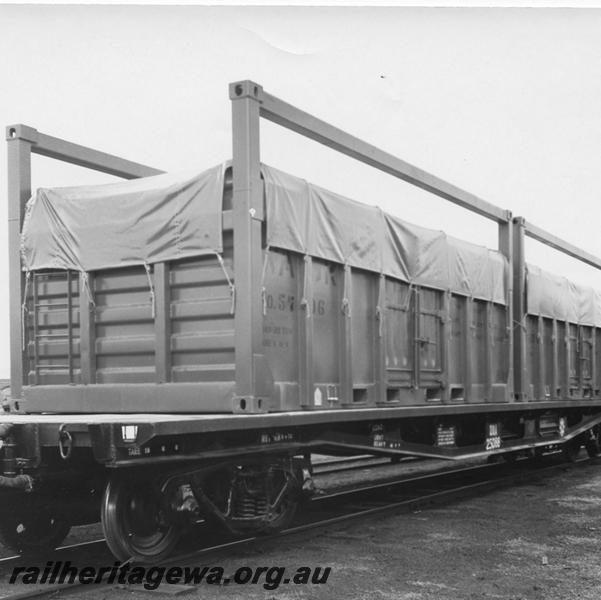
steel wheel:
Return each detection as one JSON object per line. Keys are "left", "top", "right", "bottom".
{"left": 258, "top": 468, "right": 301, "bottom": 534}
{"left": 585, "top": 427, "right": 601, "bottom": 458}
{"left": 562, "top": 439, "right": 581, "bottom": 463}
{"left": 502, "top": 451, "right": 518, "bottom": 464}
{"left": 101, "top": 476, "right": 181, "bottom": 563}
{"left": 0, "top": 505, "right": 70, "bottom": 555}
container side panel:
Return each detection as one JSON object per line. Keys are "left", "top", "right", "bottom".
{"left": 384, "top": 278, "right": 412, "bottom": 388}
{"left": 526, "top": 315, "right": 539, "bottom": 400}
{"left": 350, "top": 270, "right": 375, "bottom": 387}
{"left": 492, "top": 304, "right": 509, "bottom": 384}
{"left": 543, "top": 317, "right": 554, "bottom": 398}
{"left": 580, "top": 326, "right": 593, "bottom": 396}
{"left": 262, "top": 250, "right": 300, "bottom": 407}
{"left": 312, "top": 260, "right": 340, "bottom": 386}
{"left": 558, "top": 321, "right": 568, "bottom": 397}
{"left": 470, "top": 300, "right": 487, "bottom": 387}
{"left": 169, "top": 242, "right": 235, "bottom": 385}
{"left": 27, "top": 271, "right": 81, "bottom": 385}
{"left": 94, "top": 267, "right": 155, "bottom": 384}
{"left": 418, "top": 287, "right": 443, "bottom": 390}
{"left": 448, "top": 295, "right": 466, "bottom": 400}
{"left": 569, "top": 323, "right": 579, "bottom": 393}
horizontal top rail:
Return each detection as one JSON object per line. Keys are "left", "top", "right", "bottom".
{"left": 523, "top": 220, "right": 601, "bottom": 271}
{"left": 6, "top": 124, "right": 164, "bottom": 180}
{"left": 229, "top": 80, "right": 511, "bottom": 224}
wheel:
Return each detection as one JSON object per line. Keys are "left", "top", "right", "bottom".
{"left": 528, "top": 447, "right": 546, "bottom": 465}
{"left": 101, "top": 475, "right": 182, "bottom": 563}
{"left": 0, "top": 503, "right": 70, "bottom": 555}
{"left": 217, "top": 464, "right": 301, "bottom": 536}
{"left": 585, "top": 427, "right": 601, "bottom": 458}
{"left": 502, "top": 452, "right": 518, "bottom": 464}
{"left": 260, "top": 476, "right": 300, "bottom": 534}
{"left": 562, "top": 439, "right": 581, "bottom": 463}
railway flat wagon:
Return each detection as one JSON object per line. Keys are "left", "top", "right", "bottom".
{"left": 2, "top": 80, "right": 601, "bottom": 562}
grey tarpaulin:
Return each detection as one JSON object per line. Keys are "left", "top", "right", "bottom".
{"left": 526, "top": 263, "right": 601, "bottom": 326}
{"left": 21, "top": 160, "right": 506, "bottom": 305}
{"left": 262, "top": 165, "right": 507, "bottom": 304}
{"left": 21, "top": 164, "right": 226, "bottom": 272}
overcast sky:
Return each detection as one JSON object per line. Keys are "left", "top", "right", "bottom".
{"left": 1, "top": 6, "right": 601, "bottom": 378}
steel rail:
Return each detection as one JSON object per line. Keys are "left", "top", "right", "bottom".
{"left": 0, "top": 538, "right": 107, "bottom": 565}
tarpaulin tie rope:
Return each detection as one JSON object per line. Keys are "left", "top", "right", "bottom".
{"left": 300, "top": 255, "right": 311, "bottom": 319}
{"left": 143, "top": 262, "right": 156, "bottom": 319}
{"left": 512, "top": 314, "right": 528, "bottom": 332}
{"left": 375, "top": 305, "right": 383, "bottom": 336}
{"left": 21, "top": 271, "right": 31, "bottom": 351}
{"left": 260, "top": 245, "right": 271, "bottom": 317}
{"left": 341, "top": 263, "right": 351, "bottom": 318}
{"left": 215, "top": 252, "right": 235, "bottom": 314}
{"left": 80, "top": 272, "right": 96, "bottom": 308}
{"left": 402, "top": 282, "right": 416, "bottom": 313}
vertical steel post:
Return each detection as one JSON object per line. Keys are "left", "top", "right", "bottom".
{"left": 484, "top": 302, "right": 493, "bottom": 402}
{"left": 464, "top": 297, "right": 473, "bottom": 402}
{"left": 154, "top": 262, "right": 171, "bottom": 383}
{"left": 339, "top": 264, "right": 354, "bottom": 405}
{"left": 6, "top": 129, "right": 32, "bottom": 402}
{"left": 374, "top": 274, "right": 387, "bottom": 405}
{"left": 298, "top": 256, "right": 314, "bottom": 407}
{"left": 564, "top": 320, "right": 571, "bottom": 397}
{"left": 537, "top": 316, "right": 545, "bottom": 399}
{"left": 552, "top": 319, "right": 559, "bottom": 398}
{"left": 79, "top": 272, "right": 96, "bottom": 384}
{"left": 230, "top": 81, "right": 268, "bottom": 412}
{"left": 498, "top": 216, "right": 513, "bottom": 401}
{"left": 412, "top": 288, "right": 420, "bottom": 391}
{"left": 512, "top": 216, "right": 528, "bottom": 400}
{"left": 590, "top": 330, "right": 596, "bottom": 397}
{"left": 441, "top": 290, "right": 451, "bottom": 403}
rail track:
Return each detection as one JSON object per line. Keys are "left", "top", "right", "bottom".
{"left": 0, "top": 451, "right": 595, "bottom": 599}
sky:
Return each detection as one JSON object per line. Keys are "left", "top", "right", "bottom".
{"left": 1, "top": 6, "right": 601, "bottom": 378}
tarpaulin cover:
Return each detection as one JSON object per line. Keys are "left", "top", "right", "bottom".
{"left": 21, "top": 164, "right": 226, "bottom": 272}
{"left": 21, "top": 160, "right": 507, "bottom": 305}
{"left": 526, "top": 263, "right": 601, "bottom": 326}
{"left": 263, "top": 165, "right": 507, "bottom": 304}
